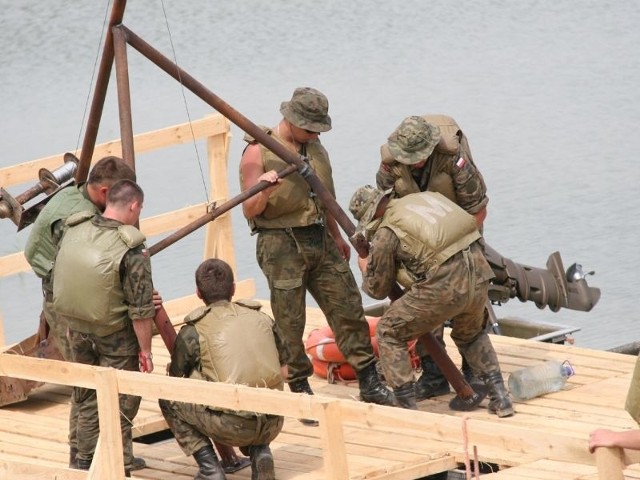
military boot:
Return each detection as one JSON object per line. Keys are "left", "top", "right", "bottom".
{"left": 249, "top": 445, "right": 275, "bottom": 480}
{"left": 414, "top": 355, "right": 450, "bottom": 401}
{"left": 76, "top": 457, "right": 92, "bottom": 471}
{"left": 193, "top": 445, "right": 227, "bottom": 480}
{"left": 393, "top": 382, "right": 418, "bottom": 410}
{"left": 480, "top": 371, "right": 514, "bottom": 418}
{"left": 288, "top": 379, "right": 319, "bottom": 426}
{"left": 356, "top": 363, "right": 397, "bottom": 406}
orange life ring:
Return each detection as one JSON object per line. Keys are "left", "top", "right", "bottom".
{"left": 305, "top": 317, "right": 381, "bottom": 363}
{"left": 305, "top": 316, "right": 420, "bottom": 382}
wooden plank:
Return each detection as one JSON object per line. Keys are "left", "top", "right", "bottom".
{"left": 0, "top": 115, "right": 228, "bottom": 188}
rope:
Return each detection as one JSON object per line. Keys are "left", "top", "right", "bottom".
{"left": 74, "top": 0, "right": 113, "bottom": 156}
{"left": 159, "top": 0, "right": 210, "bottom": 201}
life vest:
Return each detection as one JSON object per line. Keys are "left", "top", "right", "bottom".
{"left": 242, "top": 127, "right": 335, "bottom": 231}
{"left": 380, "top": 192, "right": 480, "bottom": 284}
{"left": 189, "top": 300, "right": 284, "bottom": 391}
{"left": 380, "top": 114, "right": 472, "bottom": 202}
{"left": 24, "top": 184, "right": 96, "bottom": 278}
{"left": 305, "top": 316, "right": 419, "bottom": 382}
{"left": 53, "top": 212, "right": 145, "bottom": 337}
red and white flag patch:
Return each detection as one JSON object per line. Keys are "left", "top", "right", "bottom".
{"left": 456, "top": 157, "right": 466, "bottom": 168}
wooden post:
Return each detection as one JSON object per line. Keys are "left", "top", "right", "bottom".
{"left": 314, "top": 399, "right": 349, "bottom": 480}
{"left": 90, "top": 369, "right": 125, "bottom": 480}
{"left": 594, "top": 447, "right": 625, "bottom": 480}
{"left": 203, "top": 116, "right": 237, "bottom": 271}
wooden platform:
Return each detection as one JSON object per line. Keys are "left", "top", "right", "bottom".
{"left": 2, "top": 302, "right": 640, "bottom": 480}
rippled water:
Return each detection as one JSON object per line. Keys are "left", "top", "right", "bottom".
{"left": 1, "top": 0, "right": 639, "bottom": 349}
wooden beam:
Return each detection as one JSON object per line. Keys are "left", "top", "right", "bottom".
{"left": 314, "top": 399, "right": 349, "bottom": 479}
{"left": 594, "top": 447, "right": 625, "bottom": 479}
{"left": 0, "top": 114, "right": 228, "bottom": 188}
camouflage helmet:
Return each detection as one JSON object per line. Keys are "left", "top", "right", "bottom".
{"left": 280, "top": 87, "right": 332, "bottom": 133}
{"left": 349, "top": 185, "right": 392, "bottom": 228}
{"left": 386, "top": 116, "right": 441, "bottom": 165}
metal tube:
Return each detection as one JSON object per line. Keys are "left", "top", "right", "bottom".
{"left": 113, "top": 26, "right": 135, "bottom": 169}
{"left": 149, "top": 164, "right": 298, "bottom": 256}
{"left": 75, "top": 0, "right": 128, "bottom": 183}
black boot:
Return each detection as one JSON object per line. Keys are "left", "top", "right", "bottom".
{"left": 193, "top": 445, "right": 227, "bottom": 480}
{"left": 414, "top": 355, "right": 450, "bottom": 401}
{"left": 288, "top": 379, "right": 319, "bottom": 426}
{"left": 393, "top": 382, "right": 418, "bottom": 410}
{"left": 249, "top": 445, "right": 275, "bottom": 480}
{"left": 356, "top": 363, "right": 397, "bottom": 406}
{"left": 76, "top": 457, "right": 92, "bottom": 471}
{"left": 69, "top": 447, "right": 78, "bottom": 469}
{"left": 480, "top": 372, "right": 514, "bottom": 418}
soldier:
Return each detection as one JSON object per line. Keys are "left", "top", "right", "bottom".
{"left": 22, "top": 155, "right": 144, "bottom": 470}
{"left": 159, "top": 259, "right": 288, "bottom": 480}
{"left": 349, "top": 185, "right": 513, "bottom": 417}
{"left": 239, "top": 87, "right": 396, "bottom": 418}
{"left": 52, "top": 179, "right": 155, "bottom": 476}
{"left": 376, "top": 115, "right": 489, "bottom": 401}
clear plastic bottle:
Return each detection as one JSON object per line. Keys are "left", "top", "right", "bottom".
{"left": 507, "top": 360, "right": 575, "bottom": 401}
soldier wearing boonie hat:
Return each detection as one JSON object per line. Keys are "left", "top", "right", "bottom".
{"left": 239, "top": 88, "right": 397, "bottom": 417}
{"left": 279, "top": 87, "right": 332, "bottom": 133}
{"left": 375, "top": 114, "right": 490, "bottom": 402}
{"left": 386, "top": 116, "right": 441, "bottom": 165}
{"left": 348, "top": 185, "right": 392, "bottom": 234}
{"left": 349, "top": 186, "right": 513, "bottom": 417}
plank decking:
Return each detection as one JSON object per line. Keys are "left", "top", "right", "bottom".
{"left": 2, "top": 301, "right": 640, "bottom": 480}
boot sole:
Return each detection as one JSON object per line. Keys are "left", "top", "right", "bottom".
{"left": 253, "top": 452, "right": 275, "bottom": 480}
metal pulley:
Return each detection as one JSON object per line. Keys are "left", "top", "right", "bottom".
{"left": 0, "top": 153, "right": 79, "bottom": 230}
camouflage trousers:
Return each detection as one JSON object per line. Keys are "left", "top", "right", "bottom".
{"left": 42, "top": 297, "right": 80, "bottom": 451}
{"left": 377, "top": 247, "right": 501, "bottom": 388}
{"left": 256, "top": 225, "right": 375, "bottom": 382}
{"left": 159, "top": 399, "right": 284, "bottom": 456}
{"left": 69, "top": 324, "right": 141, "bottom": 470}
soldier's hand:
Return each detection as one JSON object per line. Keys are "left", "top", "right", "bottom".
{"left": 152, "top": 289, "right": 163, "bottom": 311}
{"left": 139, "top": 351, "right": 154, "bottom": 373}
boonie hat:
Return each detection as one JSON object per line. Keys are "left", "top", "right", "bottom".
{"left": 349, "top": 185, "right": 392, "bottom": 228}
{"left": 280, "top": 87, "right": 332, "bottom": 133}
{"left": 387, "top": 116, "right": 441, "bottom": 165}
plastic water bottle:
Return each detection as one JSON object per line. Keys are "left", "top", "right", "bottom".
{"left": 508, "top": 360, "right": 575, "bottom": 401}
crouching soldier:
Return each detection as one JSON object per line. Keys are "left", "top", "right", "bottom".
{"left": 349, "top": 186, "right": 513, "bottom": 417}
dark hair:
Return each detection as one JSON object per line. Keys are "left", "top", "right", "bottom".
{"left": 195, "top": 258, "right": 234, "bottom": 304}
{"left": 88, "top": 156, "right": 136, "bottom": 186}
{"left": 107, "top": 179, "right": 144, "bottom": 207}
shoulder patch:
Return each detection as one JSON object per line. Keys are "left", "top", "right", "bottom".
{"left": 65, "top": 210, "right": 94, "bottom": 227}
{"left": 117, "top": 225, "right": 146, "bottom": 248}
{"left": 234, "top": 298, "right": 263, "bottom": 311}
{"left": 184, "top": 305, "right": 211, "bottom": 324}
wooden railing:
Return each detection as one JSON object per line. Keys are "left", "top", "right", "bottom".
{"left": 1, "top": 353, "right": 629, "bottom": 480}
{"left": 0, "top": 114, "right": 255, "bottom": 326}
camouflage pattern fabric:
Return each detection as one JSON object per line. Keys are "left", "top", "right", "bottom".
{"left": 279, "top": 87, "right": 332, "bottom": 133}
{"left": 369, "top": 240, "right": 500, "bottom": 388}
{"left": 386, "top": 116, "right": 441, "bottom": 165}
{"left": 256, "top": 225, "right": 375, "bottom": 382}
{"left": 69, "top": 324, "right": 142, "bottom": 469}
{"left": 376, "top": 131, "right": 488, "bottom": 215}
{"left": 159, "top": 400, "right": 284, "bottom": 456}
